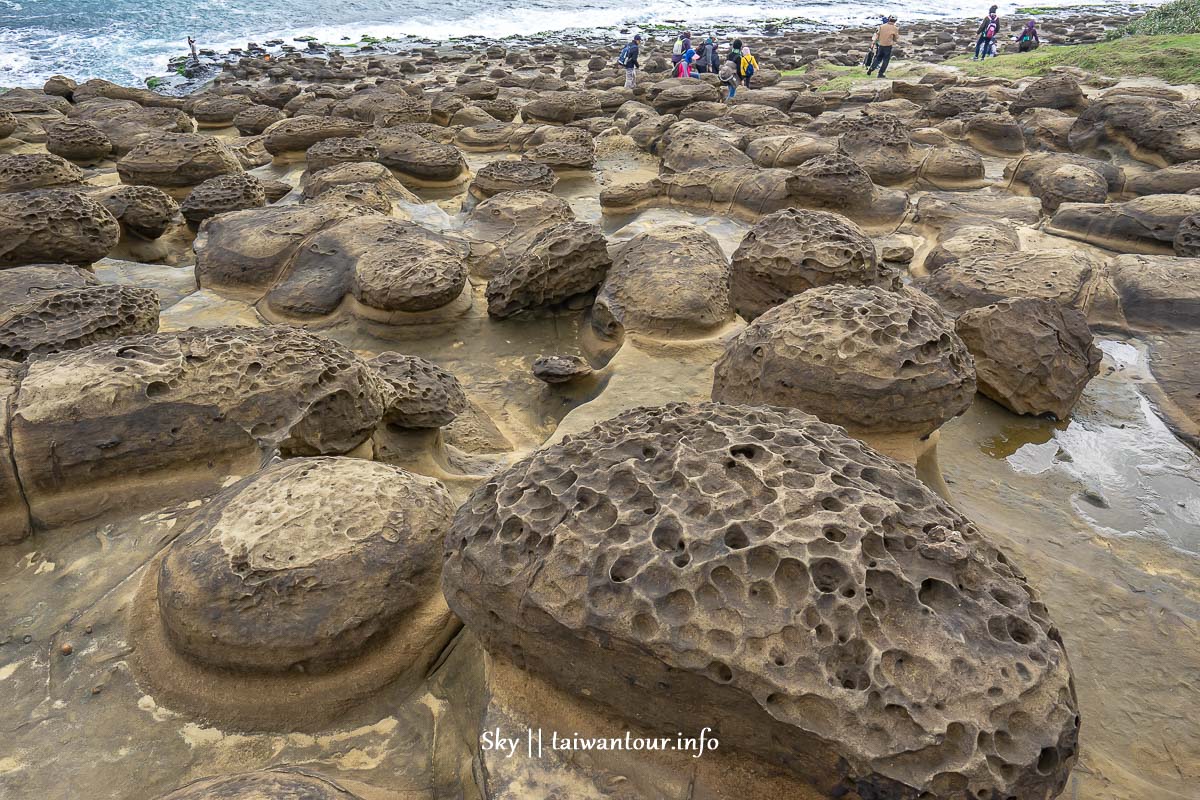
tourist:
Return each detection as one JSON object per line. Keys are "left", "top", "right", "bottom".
{"left": 675, "top": 48, "right": 698, "bottom": 78}
{"left": 700, "top": 36, "right": 719, "bottom": 74}
{"left": 868, "top": 15, "right": 899, "bottom": 78}
{"left": 974, "top": 5, "right": 1000, "bottom": 60}
{"left": 719, "top": 59, "right": 739, "bottom": 99}
{"left": 671, "top": 32, "right": 685, "bottom": 65}
{"left": 1017, "top": 20, "right": 1040, "bottom": 52}
{"left": 618, "top": 34, "right": 641, "bottom": 89}
{"left": 739, "top": 46, "right": 759, "bottom": 89}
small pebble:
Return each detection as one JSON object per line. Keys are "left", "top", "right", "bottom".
{"left": 60, "top": 643, "right": 73, "bottom": 656}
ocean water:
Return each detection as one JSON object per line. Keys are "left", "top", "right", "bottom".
{"left": 0, "top": 0, "right": 1138, "bottom": 88}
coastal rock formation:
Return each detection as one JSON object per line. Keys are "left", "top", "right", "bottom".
{"left": 367, "top": 129, "right": 470, "bottom": 186}
{"left": 532, "top": 354, "right": 593, "bottom": 384}
{"left": 729, "top": 208, "right": 885, "bottom": 319}
{"left": 1011, "top": 74, "right": 1087, "bottom": 113}
{"left": 180, "top": 173, "right": 268, "bottom": 226}
{"left": 921, "top": 250, "right": 1099, "bottom": 315}
{"left": 1068, "top": 95, "right": 1200, "bottom": 166}
{"left": 300, "top": 161, "right": 418, "bottom": 206}
{"left": 1108, "top": 255, "right": 1200, "bottom": 331}
{"left": 9, "top": 326, "right": 392, "bottom": 526}
{"left": 156, "top": 457, "right": 453, "bottom": 672}
{"left": 304, "top": 136, "right": 380, "bottom": 173}
{"left": 262, "top": 115, "right": 371, "bottom": 158}
{"left": 594, "top": 226, "right": 734, "bottom": 338}
{"left": 486, "top": 221, "right": 611, "bottom": 318}
{"left": 0, "top": 190, "right": 120, "bottom": 267}
{"left": 1126, "top": 160, "right": 1200, "bottom": 196}
{"left": 232, "top": 104, "right": 285, "bottom": 135}
{"left": 956, "top": 298, "right": 1101, "bottom": 418}
{"left": 461, "top": 189, "right": 575, "bottom": 278}
{"left": 468, "top": 159, "right": 557, "bottom": 201}
{"left": 1177, "top": 213, "right": 1200, "bottom": 257}
{"left": 156, "top": 769, "right": 364, "bottom": 800}
{"left": 0, "top": 153, "right": 84, "bottom": 193}
{"left": 443, "top": 402, "right": 1079, "bottom": 800}
{"left": 93, "top": 184, "right": 180, "bottom": 241}
{"left": 116, "top": 133, "right": 242, "bottom": 193}
{"left": 369, "top": 352, "right": 468, "bottom": 428}
{"left": 713, "top": 286, "right": 975, "bottom": 436}
{"left": 0, "top": 269, "right": 158, "bottom": 362}
{"left": 1047, "top": 194, "right": 1200, "bottom": 253}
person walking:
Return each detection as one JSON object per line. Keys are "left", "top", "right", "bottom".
{"left": 700, "top": 36, "right": 718, "bottom": 74}
{"left": 671, "top": 32, "right": 685, "bottom": 65}
{"left": 974, "top": 5, "right": 1000, "bottom": 60}
{"left": 739, "top": 46, "right": 759, "bottom": 89}
{"left": 619, "top": 34, "right": 641, "bottom": 89}
{"left": 1017, "top": 20, "right": 1040, "bottom": 52}
{"left": 868, "top": 15, "right": 899, "bottom": 78}
{"left": 719, "top": 59, "right": 739, "bottom": 100}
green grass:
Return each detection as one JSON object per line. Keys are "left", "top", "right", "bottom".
{"left": 1120, "top": 0, "right": 1200, "bottom": 36}
{"left": 945, "top": 34, "right": 1200, "bottom": 85}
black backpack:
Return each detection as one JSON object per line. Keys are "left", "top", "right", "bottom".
{"left": 618, "top": 43, "right": 633, "bottom": 66}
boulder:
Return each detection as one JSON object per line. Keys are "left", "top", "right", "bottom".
{"left": 1068, "top": 95, "right": 1200, "bottom": 166}
{"left": 713, "top": 286, "right": 975, "bottom": 436}
{"left": 1046, "top": 194, "right": 1200, "bottom": 253}
{"left": 232, "top": 104, "right": 285, "bottom": 136}
{"left": 45, "top": 120, "right": 113, "bottom": 164}
{"left": 155, "top": 770, "right": 364, "bottom": 800}
{"left": 922, "top": 250, "right": 1099, "bottom": 315}
{"left": 0, "top": 153, "right": 84, "bottom": 193}
{"left": 1126, "top": 160, "right": 1200, "bottom": 196}
{"left": 93, "top": 185, "right": 180, "bottom": 240}
{"left": 1108, "top": 255, "right": 1200, "bottom": 330}
{"left": 486, "top": 222, "right": 611, "bottom": 318}
{"left": 469, "top": 159, "right": 557, "bottom": 201}
{"left": 1177, "top": 213, "right": 1200, "bottom": 257}
{"left": 304, "top": 136, "right": 379, "bottom": 173}
{"left": 369, "top": 352, "right": 468, "bottom": 428}
{"left": 1028, "top": 164, "right": 1109, "bottom": 213}
{"left": 1011, "top": 74, "right": 1086, "bottom": 113}
{"left": 961, "top": 112, "right": 1025, "bottom": 156}
{"left": 730, "top": 208, "right": 887, "bottom": 319}
{"left": 532, "top": 354, "right": 593, "bottom": 384}
{"left": 262, "top": 115, "right": 371, "bottom": 158}
{"left": 367, "top": 129, "right": 469, "bottom": 186}
{"left": 956, "top": 298, "right": 1100, "bottom": 418}
{"left": 461, "top": 189, "right": 575, "bottom": 278}
{"left": 442, "top": 402, "right": 1079, "bottom": 800}
{"left": 835, "top": 113, "right": 922, "bottom": 186}
{"left": 116, "top": 133, "right": 243, "bottom": 191}
{"left": 190, "top": 95, "right": 256, "bottom": 127}
{"left": 650, "top": 81, "right": 721, "bottom": 113}
{"left": 301, "top": 161, "right": 419, "bottom": 206}
{"left": 924, "top": 223, "right": 1021, "bottom": 273}
{"left": 0, "top": 190, "right": 120, "bottom": 268}
{"left": 180, "top": 173, "right": 268, "bottom": 226}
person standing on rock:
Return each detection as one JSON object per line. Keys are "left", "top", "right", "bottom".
{"left": 974, "top": 5, "right": 1000, "bottom": 60}
{"left": 700, "top": 36, "right": 719, "bottom": 74}
{"left": 719, "top": 59, "right": 739, "bottom": 99}
{"left": 739, "top": 46, "right": 759, "bottom": 89}
{"left": 619, "top": 34, "right": 641, "bottom": 89}
{"left": 671, "top": 32, "right": 685, "bottom": 65}
{"left": 868, "top": 15, "right": 899, "bottom": 79}
{"left": 727, "top": 39, "right": 745, "bottom": 92}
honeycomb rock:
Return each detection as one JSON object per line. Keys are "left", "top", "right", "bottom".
{"left": 1108, "top": 255, "right": 1200, "bottom": 331}
{"left": 45, "top": 120, "right": 113, "bottom": 163}
{"left": 442, "top": 402, "right": 1079, "bottom": 800}
{"left": 925, "top": 223, "right": 1021, "bottom": 273}
{"left": 43, "top": 75, "right": 77, "bottom": 98}
{"left": 790, "top": 154, "right": 909, "bottom": 224}
{"left": 301, "top": 161, "right": 419, "bottom": 205}
{"left": 0, "top": 111, "right": 16, "bottom": 140}
{"left": 925, "top": 88, "right": 989, "bottom": 119}
{"left": 158, "top": 457, "right": 453, "bottom": 672}
{"left": 594, "top": 225, "right": 734, "bottom": 338}
{"left": 921, "top": 250, "right": 1099, "bottom": 315}
{"left": 660, "top": 127, "right": 754, "bottom": 174}
{"left": 156, "top": 769, "right": 364, "bottom": 800}
{"left": 956, "top": 298, "right": 1100, "bottom": 419}
{"left": 190, "top": 95, "right": 255, "bottom": 127}
{"left": 0, "top": 153, "right": 84, "bottom": 193}
{"left": 1011, "top": 74, "right": 1086, "bottom": 113}
{"left": 521, "top": 90, "right": 602, "bottom": 124}
{"left": 651, "top": 81, "right": 722, "bottom": 114}
{"left": 730, "top": 208, "right": 884, "bottom": 320}
{"left": 366, "top": 129, "right": 469, "bottom": 186}
{"left": 180, "top": 173, "right": 267, "bottom": 226}
{"left": 532, "top": 354, "right": 593, "bottom": 384}
{"left": 713, "top": 286, "right": 975, "bottom": 436}
{"left": 94, "top": 185, "right": 180, "bottom": 240}
{"left": 0, "top": 190, "right": 120, "bottom": 267}
{"left": 461, "top": 190, "right": 575, "bottom": 278}
{"left": 116, "top": 133, "right": 243, "bottom": 189}
{"left": 305, "top": 136, "right": 379, "bottom": 174}
{"left": 263, "top": 217, "right": 468, "bottom": 320}
{"left": 1047, "top": 194, "right": 1200, "bottom": 254}
{"left": 1023, "top": 162, "right": 1109, "bottom": 213}
{"left": 369, "top": 352, "right": 468, "bottom": 428}
{"left": 836, "top": 113, "right": 922, "bottom": 186}
{"left": 486, "top": 222, "right": 611, "bottom": 318}
{"left": 10, "top": 326, "right": 394, "bottom": 526}
{"left": 262, "top": 115, "right": 371, "bottom": 157}
{"left": 469, "top": 159, "right": 557, "bottom": 200}
{"left": 232, "top": 104, "right": 285, "bottom": 136}
{"left": 1177, "top": 213, "right": 1200, "bottom": 257}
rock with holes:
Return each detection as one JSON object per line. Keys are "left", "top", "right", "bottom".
{"left": 262, "top": 115, "right": 371, "bottom": 159}
{"left": 486, "top": 222, "right": 611, "bottom": 318}
{"left": 180, "top": 173, "right": 268, "bottom": 226}
{"left": 0, "top": 111, "right": 16, "bottom": 140}
{"left": 9, "top": 326, "right": 393, "bottom": 527}
{"left": 442, "top": 401, "right": 1079, "bottom": 800}
{"left": 190, "top": 95, "right": 256, "bottom": 127}
{"left": 921, "top": 250, "right": 1099, "bottom": 315}
{"left": 369, "top": 352, "right": 468, "bottom": 428}
{"left": 462, "top": 190, "right": 575, "bottom": 278}
{"left": 1176, "top": 214, "right": 1200, "bottom": 257}
{"left": 156, "top": 456, "right": 453, "bottom": 672}
{"left": 594, "top": 225, "right": 734, "bottom": 338}
{"left": 232, "top": 104, "right": 285, "bottom": 136}
{"left": 1028, "top": 164, "right": 1109, "bottom": 213}
{"left": 730, "top": 208, "right": 886, "bottom": 320}
{"left": 0, "top": 153, "right": 84, "bottom": 193}
{"left": 93, "top": 185, "right": 180, "bottom": 240}
{"left": 45, "top": 120, "right": 113, "bottom": 164}
{"left": 713, "top": 286, "right": 975, "bottom": 437}
{"left": 0, "top": 267, "right": 159, "bottom": 362}
{"left": 155, "top": 769, "right": 365, "bottom": 800}
{"left": 532, "top": 354, "right": 593, "bottom": 384}
{"left": 925, "top": 223, "right": 1021, "bottom": 273}
{"left": 1011, "top": 74, "right": 1086, "bottom": 114}
{"left": 368, "top": 129, "right": 470, "bottom": 187}
{"left": 469, "top": 160, "right": 557, "bottom": 201}
{"left": 116, "top": 133, "right": 243, "bottom": 192}
{"left": 304, "top": 136, "right": 379, "bottom": 174}
{"left": 955, "top": 298, "right": 1100, "bottom": 419}
{"left": 1068, "top": 95, "right": 1200, "bottom": 166}
{"left": 1047, "top": 194, "right": 1200, "bottom": 254}
{"left": 836, "top": 113, "right": 923, "bottom": 186}
{"left": 0, "top": 360, "right": 27, "bottom": 545}
{"left": 300, "top": 161, "right": 419, "bottom": 206}
{"left": 0, "top": 190, "right": 120, "bottom": 268}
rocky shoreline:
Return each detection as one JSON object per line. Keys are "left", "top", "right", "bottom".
{"left": 1, "top": 4, "right": 1199, "bottom": 800}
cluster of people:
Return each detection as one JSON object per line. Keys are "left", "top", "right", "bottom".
{"left": 974, "top": 5, "right": 1041, "bottom": 60}
{"left": 618, "top": 31, "right": 760, "bottom": 98}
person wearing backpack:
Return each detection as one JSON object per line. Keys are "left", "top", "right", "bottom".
{"left": 718, "top": 59, "right": 738, "bottom": 100}
{"left": 974, "top": 5, "right": 1000, "bottom": 60}
{"left": 1017, "top": 20, "right": 1040, "bottom": 52}
{"left": 700, "top": 36, "right": 718, "bottom": 74}
{"left": 619, "top": 34, "right": 641, "bottom": 89}
{"left": 671, "top": 33, "right": 685, "bottom": 65}
{"left": 868, "top": 15, "right": 899, "bottom": 79}
{"left": 739, "top": 46, "right": 759, "bottom": 89}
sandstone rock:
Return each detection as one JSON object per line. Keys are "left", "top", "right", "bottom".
{"left": 730, "top": 208, "right": 886, "bottom": 319}
{"left": 157, "top": 456, "right": 453, "bottom": 672}
{"left": 1108, "top": 255, "right": 1200, "bottom": 330}
{"left": 305, "top": 136, "right": 379, "bottom": 173}
{"left": 956, "top": 298, "right": 1100, "bottom": 418}
{"left": 714, "top": 286, "right": 975, "bottom": 436}
{"left": 0, "top": 190, "right": 120, "bottom": 267}
{"left": 301, "top": 161, "right": 419, "bottom": 205}
{"left": 180, "top": 173, "right": 267, "bottom": 226}
{"left": 651, "top": 81, "right": 722, "bottom": 114}
{"left": 232, "top": 104, "right": 285, "bottom": 136}
{"left": 925, "top": 223, "right": 1021, "bottom": 273}
{"left": 1046, "top": 194, "right": 1200, "bottom": 254}
{"left": 93, "top": 185, "right": 180, "bottom": 240}
{"left": 1005, "top": 152, "right": 1124, "bottom": 194}
{"left": 469, "top": 159, "right": 557, "bottom": 201}
{"left": 594, "top": 225, "right": 733, "bottom": 338}
{"left": 835, "top": 113, "right": 922, "bottom": 186}
{"left": 1068, "top": 95, "right": 1200, "bottom": 166}
{"left": 1177, "top": 213, "right": 1200, "bottom": 257}
{"left": 1011, "top": 74, "right": 1086, "bottom": 113}
{"left": 116, "top": 133, "right": 243, "bottom": 191}
{"left": 486, "top": 222, "right": 611, "bottom": 318}
{"left": 461, "top": 189, "right": 575, "bottom": 278}
{"left": 791, "top": 154, "right": 910, "bottom": 226}
{"left": 155, "top": 769, "right": 365, "bottom": 800}
{"left": 961, "top": 112, "right": 1025, "bottom": 156}
{"left": 262, "top": 115, "right": 371, "bottom": 158}
{"left": 369, "top": 352, "right": 468, "bottom": 428}
{"left": 926, "top": 87, "right": 988, "bottom": 119}
{"left": 443, "top": 402, "right": 1079, "bottom": 800}
{"left": 42, "top": 75, "right": 77, "bottom": 99}
{"left": 45, "top": 120, "right": 113, "bottom": 164}
{"left": 1126, "top": 160, "right": 1200, "bottom": 196}
{"left": 532, "top": 354, "right": 593, "bottom": 384}
{"left": 190, "top": 95, "right": 256, "bottom": 127}
{"left": 0, "top": 111, "right": 16, "bottom": 140}
{"left": 1029, "top": 164, "right": 1109, "bottom": 213}
{"left": 0, "top": 153, "right": 84, "bottom": 193}
{"left": 367, "top": 129, "right": 469, "bottom": 186}
{"left": 922, "top": 250, "right": 1098, "bottom": 315}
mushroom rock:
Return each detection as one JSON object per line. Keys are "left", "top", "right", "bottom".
{"left": 189, "top": 95, "right": 256, "bottom": 128}
{"left": 745, "top": 133, "right": 838, "bottom": 169}
{"left": 532, "top": 354, "right": 593, "bottom": 384}
{"left": 180, "top": 173, "right": 268, "bottom": 227}
{"left": 925, "top": 87, "right": 989, "bottom": 120}
{"left": 369, "top": 352, "right": 469, "bottom": 428}
{"left": 0, "top": 190, "right": 120, "bottom": 268}
{"left": 960, "top": 112, "right": 1025, "bottom": 156}
{"left": 835, "top": 113, "right": 923, "bottom": 186}
{"left": 1005, "top": 152, "right": 1125, "bottom": 195}
{"left": 1018, "top": 107, "right": 1076, "bottom": 151}
{"left": 1027, "top": 164, "right": 1109, "bottom": 213}
{"left": 918, "top": 145, "right": 988, "bottom": 190}
{"left": 262, "top": 115, "right": 372, "bottom": 161}
{"left": 650, "top": 81, "right": 722, "bottom": 114}
{"left": 730, "top": 208, "right": 889, "bottom": 319}
{"left": 92, "top": 184, "right": 180, "bottom": 241}
{"left": 923, "top": 223, "right": 1022, "bottom": 274}
{"left": 454, "top": 122, "right": 538, "bottom": 153}
{"left": 300, "top": 161, "right": 419, "bottom": 206}
{"left": 461, "top": 189, "right": 575, "bottom": 278}
{"left": 337, "top": 89, "right": 431, "bottom": 125}
{"left": 232, "top": 104, "right": 285, "bottom": 136}
{"left": 1046, "top": 194, "right": 1200, "bottom": 254}
{"left": 921, "top": 250, "right": 1099, "bottom": 315}
{"left": 522, "top": 90, "right": 603, "bottom": 124}
{"left": 790, "top": 154, "right": 910, "bottom": 228}
{"left": 367, "top": 129, "right": 471, "bottom": 187}
{"left": 955, "top": 298, "right": 1100, "bottom": 419}
{"left": 593, "top": 225, "right": 734, "bottom": 339}
{"left": 468, "top": 159, "right": 557, "bottom": 202}
{"left": 1068, "top": 95, "right": 1200, "bottom": 166}
{"left": 0, "top": 153, "right": 85, "bottom": 194}
{"left": 599, "top": 167, "right": 797, "bottom": 222}
{"left": 1108, "top": 255, "right": 1200, "bottom": 331}
{"left": 660, "top": 126, "right": 754, "bottom": 174}
{"left": 442, "top": 401, "right": 1078, "bottom": 800}
{"left": 486, "top": 222, "right": 612, "bottom": 318}
{"left": 116, "top": 133, "right": 243, "bottom": 196}
{"left": 134, "top": 457, "right": 456, "bottom": 729}
{"left": 154, "top": 769, "right": 365, "bottom": 800}
{"left": 45, "top": 120, "right": 113, "bottom": 164}
{"left": 1010, "top": 73, "right": 1087, "bottom": 114}
{"left": 9, "top": 326, "right": 393, "bottom": 528}
{"left": 713, "top": 285, "right": 975, "bottom": 444}
{"left": 304, "top": 136, "right": 379, "bottom": 174}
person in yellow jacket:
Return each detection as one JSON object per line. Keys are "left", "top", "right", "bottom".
{"left": 739, "top": 46, "right": 759, "bottom": 89}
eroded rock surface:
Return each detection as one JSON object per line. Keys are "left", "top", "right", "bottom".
{"left": 369, "top": 352, "right": 468, "bottom": 428}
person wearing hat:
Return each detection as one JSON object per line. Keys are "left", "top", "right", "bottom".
{"left": 619, "top": 34, "right": 642, "bottom": 89}
{"left": 869, "top": 15, "right": 900, "bottom": 79}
